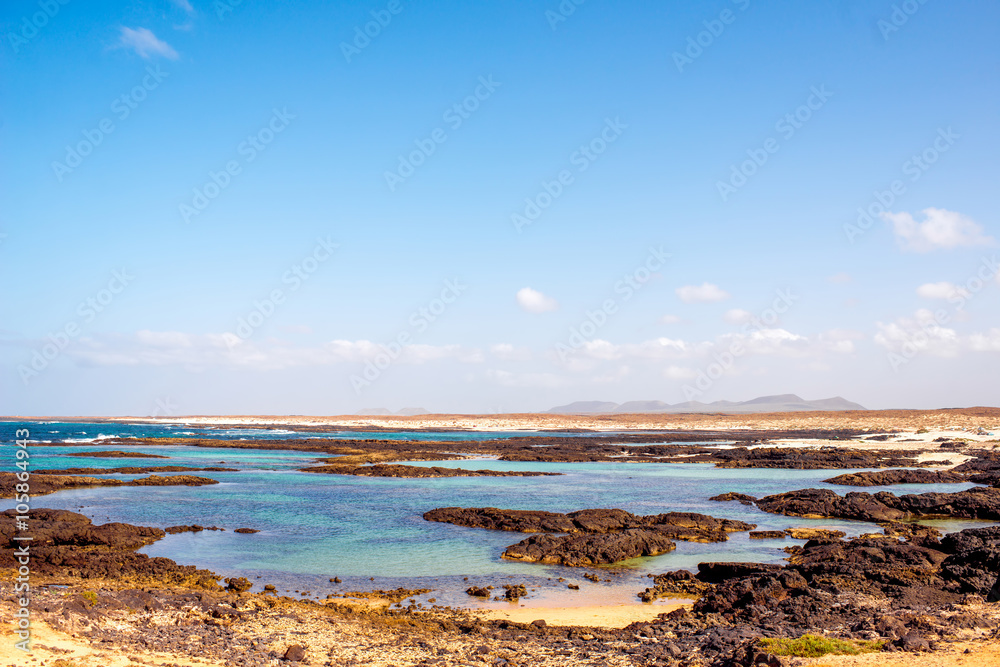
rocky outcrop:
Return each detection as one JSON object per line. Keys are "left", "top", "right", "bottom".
{"left": 824, "top": 469, "right": 969, "bottom": 486}
{"left": 425, "top": 507, "right": 754, "bottom": 567}
{"left": 754, "top": 488, "right": 906, "bottom": 522}
{"left": 303, "top": 464, "right": 561, "bottom": 478}
{"left": 784, "top": 527, "right": 846, "bottom": 540}
{"left": 747, "top": 487, "right": 1000, "bottom": 522}
{"left": 424, "top": 507, "right": 752, "bottom": 537}
{"left": 424, "top": 507, "right": 576, "bottom": 533}
{"left": 502, "top": 529, "right": 676, "bottom": 566}
{"left": 165, "top": 525, "right": 224, "bottom": 534}
{"left": 749, "top": 531, "right": 786, "bottom": 539}
{"left": 0, "top": 472, "right": 219, "bottom": 497}
{"left": 706, "top": 447, "right": 928, "bottom": 469}
{"left": 65, "top": 450, "right": 170, "bottom": 458}
{"left": 0, "top": 508, "right": 220, "bottom": 588}
{"left": 938, "top": 526, "right": 1000, "bottom": 598}
{"left": 37, "top": 466, "right": 235, "bottom": 475}
{"left": 709, "top": 492, "right": 757, "bottom": 505}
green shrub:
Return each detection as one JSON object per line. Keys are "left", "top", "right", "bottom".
{"left": 758, "top": 634, "right": 884, "bottom": 657}
{"left": 80, "top": 590, "right": 99, "bottom": 606}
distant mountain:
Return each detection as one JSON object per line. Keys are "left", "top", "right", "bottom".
{"left": 549, "top": 401, "right": 625, "bottom": 414}
{"left": 396, "top": 407, "right": 430, "bottom": 416}
{"left": 546, "top": 394, "right": 865, "bottom": 414}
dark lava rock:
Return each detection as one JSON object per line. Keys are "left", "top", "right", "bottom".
{"left": 756, "top": 488, "right": 906, "bottom": 522}
{"left": 696, "top": 562, "right": 783, "bottom": 584}
{"left": 749, "top": 531, "right": 786, "bottom": 540}
{"left": 0, "top": 472, "right": 219, "bottom": 497}
{"left": 428, "top": 506, "right": 754, "bottom": 566}
{"left": 754, "top": 487, "right": 1000, "bottom": 522}
{"left": 0, "top": 508, "right": 220, "bottom": 588}
{"left": 708, "top": 447, "right": 924, "bottom": 470}
{"left": 283, "top": 644, "right": 306, "bottom": 661}
{"left": 502, "top": 529, "right": 676, "bottom": 566}
{"left": 503, "top": 584, "right": 527, "bottom": 600}
{"left": 824, "top": 469, "right": 968, "bottom": 486}
{"left": 639, "top": 569, "right": 709, "bottom": 602}
{"left": 234, "top": 528, "right": 260, "bottom": 534}
{"left": 784, "top": 527, "right": 846, "bottom": 541}
{"left": 305, "top": 464, "right": 561, "bottom": 478}
{"left": 425, "top": 507, "right": 576, "bottom": 533}
{"left": 224, "top": 577, "right": 253, "bottom": 593}
{"left": 939, "top": 526, "right": 1000, "bottom": 596}
{"left": 710, "top": 492, "right": 757, "bottom": 505}
{"left": 466, "top": 586, "right": 491, "bottom": 597}
{"left": 165, "top": 525, "right": 224, "bottom": 534}
{"left": 65, "top": 450, "right": 170, "bottom": 458}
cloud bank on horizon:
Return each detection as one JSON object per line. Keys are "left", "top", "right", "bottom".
{"left": 1, "top": 0, "right": 998, "bottom": 415}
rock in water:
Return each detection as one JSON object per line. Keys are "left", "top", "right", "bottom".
{"left": 502, "top": 529, "right": 675, "bottom": 566}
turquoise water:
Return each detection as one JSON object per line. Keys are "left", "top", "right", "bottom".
{"left": 1, "top": 422, "right": 991, "bottom": 605}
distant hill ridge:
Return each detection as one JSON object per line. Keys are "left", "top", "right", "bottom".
{"left": 548, "top": 394, "right": 865, "bottom": 414}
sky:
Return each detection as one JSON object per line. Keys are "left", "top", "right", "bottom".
{"left": 2, "top": 0, "right": 999, "bottom": 416}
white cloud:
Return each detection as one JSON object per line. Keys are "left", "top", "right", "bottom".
{"left": 171, "top": 0, "right": 195, "bottom": 13}
{"left": 827, "top": 273, "right": 852, "bottom": 284}
{"left": 663, "top": 365, "right": 698, "bottom": 380}
{"left": 516, "top": 287, "right": 558, "bottom": 313}
{"left": 118, "top": 27, "right": 179, "bottom": 60}
{"left": 489, "top": 343, "right": 532, "bottom": 361}
{"left": 676, "top": 283, "right": 730, "bottom": 303}
{"left": 723, "top": 308, "right": 752, "bottom": 324}
{"left": 66, "top": 331, "right": 483, "bottom": 370}
{"left": 969, "top": 329, "right": 1000, "bottom": 352}
{"left": 485, "top": 369, "right": 567, "bottom": 388}
{"left": 916, "top": 282, "right": 968, "bottom": 300}
{"left": 883, "top": 208, "right": 994, "bottom": 253}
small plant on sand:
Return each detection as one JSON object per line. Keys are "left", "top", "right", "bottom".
{"left": 758, "top": 634, "right": 884, "bottom": 657}
{"left": 80, "top": 590, "right": 99, "bottom": 606}
{"left": 916, "top": 427, "right": 929, "bottom": 434}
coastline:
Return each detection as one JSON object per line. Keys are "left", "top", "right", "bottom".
{"left": 3, "top": 413, "right": 999, "bottom": 665}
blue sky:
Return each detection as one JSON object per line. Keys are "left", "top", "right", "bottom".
{"left": 2, "top": 0, "right": 998, "bottom": 415}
